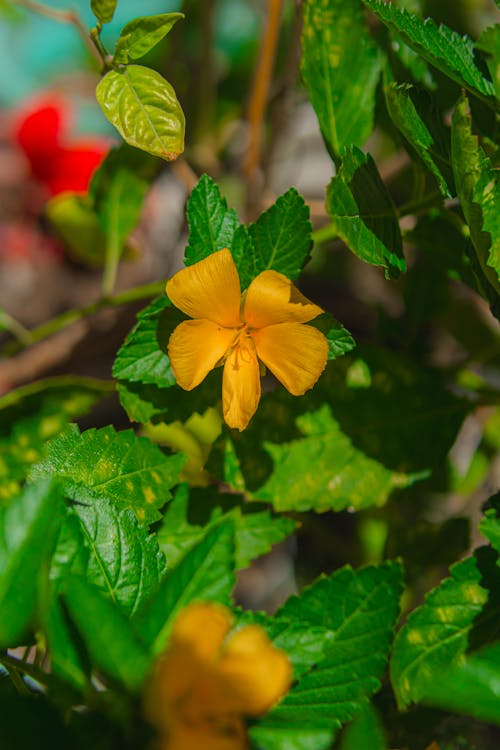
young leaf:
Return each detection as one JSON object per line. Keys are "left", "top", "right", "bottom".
{"left": 301, "top": 0, "right": 384, "bottom": 159}
{"left": 62, "top": 576, "right": 150, "bottom": 692}
{"left": 362, "top": 0, "right": 496, "bottom": 102}
{"left": 96, "top": 65, "right": 185, "bottom": 160}
{"left": 247, "top": 188, "right": 313, "bottom": 281}
{"left": 91, "top": 0, "right": 117, "bottom": 24}
{"left": 390, "top": 551, "right": 500, "bottom": 709}
{"left": 29, "top": 425, "right": 184, "bottom": 525}
{"left": 451, "top": 93, "right": 500, "bottom": 293}
{"left": 385, "top": 83, "right": 452, "bottom": 197}
{"left": 184, "top": 174, "right": 239, "bottom": 266}
{"left": 114, "top": 13, "right": 184, "bottom": 64}
{"left": 251, "top": 562, "right": 403, "bottom": 750}
{"left": 326, "top": 146, "right": 406, "bottom": 278}
{"left": 0, "top": 479, "right": 66, "bottom": 647}
{"left": 133, "top": 519, "right": 236, "bottom": 654}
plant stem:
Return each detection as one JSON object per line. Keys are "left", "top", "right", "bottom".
{"left": 1, "top": 280, "right": 165, "bottom": 357}
{"left": 0, "top": 311, "right": 33, "bottom": 346}
{"left": 398, "top": 189, "right": 444, "bottom": 217}
{"left": 312, "top": 223, "right": 337, "bottom": 246}
{"left": 13, "top": 0, "right": 102, "bottom": 66}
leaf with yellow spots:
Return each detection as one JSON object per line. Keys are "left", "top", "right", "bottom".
{"left": 29, "top": 425, "right": 185, "bottom": 525}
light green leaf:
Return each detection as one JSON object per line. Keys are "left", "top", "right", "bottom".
{"left": 251, "top": 562, "right": 403, "bottom": 750}
{"left": 96, "top": 65, "right": 185, "bottom": 160}
{"left": 326, "top": 146, "right": 406, "bottom": 278}
{"left": 0, "top": 479, "right": 66, "bottom": 647}
{"left": 91, "top": 0, "right": 117, "bottom": 24}
{"left": 46, "top": 193, "right": 108, "bottom": 268}
{"left": 421, "top": 642, "right": 500, "bottom": 725}
{"left": 57, "top": 498, "right": 167, "bottom": 617}
{"left": 184, "top": 174, "right": 239, "bottom": 266}
{"left": 0, "top": 377, "right": 112, "bottom": 502}
{"left": 385, "top": 83, "right": 452, "bottom": 197}
{"left": 114, "top": 13, "right": 184, "bottom": 64}
{"left": 29, "top": 425, "right": 184, "bottom": 525}
{"left": 338, "top": 703, "right": 386, "bottom": 750}
{"left": 133, "top": 519, "right": 235, "bottom": 654}
{"left": 62, "top": 576, "right": 150, "bottom": 692}
{"left": 362, "top": 0, "right": 496, "bottom": 101}
{"left": 301, "top": 0, "right": 384, "bottom": 159}
{"left": 451, "top": 93, "right": 500, "bottom": 293}
{"left": 390, "top": 551, "right": 500, "bottom": 709}
{"left": 158, "top": 484, "right": 296, "bottom": 570}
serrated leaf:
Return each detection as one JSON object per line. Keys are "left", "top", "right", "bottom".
{"left": 326, "top": 146, "right": 405, "bottom": 278}
{"left": 476, "top": 25, "right": 500, "bottom": 99}
{"left": 96, "top": 65, "right": 185, "bottom": 160}
{"left": 158, "top": 484, "right": 296, "bottom": 570}
{"left": 0, "top": 479, "right": 66, "bottom": 647}
{"left": 91, "top": 0, "right": 117, "bottom": 24}
{"left": 0, "top": 377, "right": 112, "bottom": 502}
{"left": 133, "top": 520, "right": 235, "bottom": 654}
{"left": 310, "top": 313, "right": 356, "bottom": 361}
{"left": 62, "top": 576, "right": 150, "bottom": 691}
{"left": 248, "top": 188, "right": 313, "bottom": 281}
{"left": 385, "top": 83, "right": 452, "bottom": 197}
{"left": 29, "top": 425, "right": 184, "bottom": 525}
{"left": 250, "top": 562, "right": 403, "bottom": 750}
{"left": 420, "top": 642, "right": 500, "bottom": 725}
{"left": 390, "top": 32, "right": 436, "bottom": 89}
{"left": 390, "top": 551, "right": 500, "bottom": 709}
{"left": 301, "top": 0, "right": 384, "bottom": 160}
{"left": 114, "top": 13, "right": 184, "bottom": 64}
{"left": 184, "top": 174, "right": 239, "bottom": 266}
{"left": 362, "top": 0, "right": 496, "bottom": 101}
{"left": 451, "top": 93, "right": 500, "bottom": 293}
{"left": 59, "top": 498, "right": 167, "bottom": 617}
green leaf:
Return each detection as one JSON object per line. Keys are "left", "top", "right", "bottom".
{"left": 0, "top": 479, "right": 66, "bottom": 647}
{"left": 390, "top": 33, "right": 437, "bottom": 90}
{"left": 114, "top": 13, "right": 184, "bottom": 64}
{"left": 326, "top": 146, "right": 406, "bottom": 278}
{"left": 133, "top": 519, "right": 235, "bottom": 654}
{"left": 390, "top": 551, "right": 500, "bottom": 709}
{"left": 251, "top": 562, "right": 403, "bottom": 750}
{"left": 301, "top": 0, "right": 384, "bottom": 159}
{"left": 451, "top": 93, "right": 500, "bottom": 293}
{"left": 91, "top": 0, "right": 117, "bottom": 24}
{"left": 158, "top": 484, "right": 296, "bottom": 570}
{"left": 362, "top": 0, "right": 496, "bottom": 101}
{"left": 46, "top": 193, "right": 108, "bottom": 268}
{"left": 247, "top": 188, "right": 313, "bottom": 281}
{"left": 42, "top": 587, "right": 90, "bottom": 693}
{"left": 62, "top": 576, "right": 150, "bottom": 691}
{"left": 476, "top": 25, "right": 500, "bottom": 99}
{"left": 61, "top": 498, "right": 167, "bottom": 616}
{"left": 420, "top": 642, "right": 500, "bottom": 725}
{"left": 96, "top": 65, "right": 185, "bottom": 160}
{"left": 29, "top": 425, "right": 184, "bottom": 525}
{"left": 310, "top": 313, "right": 356, "bottom": 361}
{"left": 338, "top": 703, "right": 386, "bottom": 750}
{"left": 0, "top": 376, "right": 112, "bottom": 502}
{"left": 385, "top": 83, "right": 452, "bottom": 197}
{"left": 479, "top": 494, "right": 500, "bottom": 558}
{"left": 184, "top": 174, "right": 240, "bottom": 266}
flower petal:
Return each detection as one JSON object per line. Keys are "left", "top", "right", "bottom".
{"left": 244, "top": 270, "right": 323, "bottom": 329}
{"left": 169, "top": 319, "right": 236, "bottom": 390}
{"left": 222, "top": 338, "right": 261, "bottom": 430}
{"left": 252, "top": 322, "right": 328, "bottom": 395}
{"left": 166, "top": 248, "right": 241, "bottom": 326}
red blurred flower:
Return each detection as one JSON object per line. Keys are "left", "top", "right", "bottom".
{"left": 12, "top": 94, "right": 108, "bottom": 196}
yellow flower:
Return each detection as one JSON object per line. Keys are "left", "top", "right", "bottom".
{"left": 166, "top": 248, "right": 329, "bottom": 430}
{"left": 143, "top": 601, "right": 292, "bottom": 750}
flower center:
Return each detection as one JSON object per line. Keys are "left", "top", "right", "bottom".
{"left": 226, "top": 325, "right": 256, "bottom": 370}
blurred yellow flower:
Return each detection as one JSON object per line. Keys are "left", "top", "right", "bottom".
{"left": 166, "top": 248, "right": 329, "bottom": 430}
{"left": 143, "top": 601, "right": 292, "bottom": 750}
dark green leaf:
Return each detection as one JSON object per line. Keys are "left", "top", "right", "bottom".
{"left": 326, "top": 146, "right": 405, "bottom": 278}
{"left": 29, "top": 425, "right": 184, "bottom": 525}
{"left": 362, "top": 0, "right": 496, "bottom": 101}
{"left": 310, "top": 313, "right": 356, "bottom": 360}
{"left": 301, "top": 0, "right": 384, "bottom": 159}
{"left": 476, "top": 25, "right": 500, "bottom": 99}
{"left": 91, "top": 0, "right": 117, "bottom": 24}
{"left": 114, "top": 13, "right": 184, "bottom": 64}
{"left": 251, "top": 562, "right": 403, "bottom": 750}
{"left": 96, "top": 65, "right": 185, "bottom": 160}
{"left": 133, "top": 519, "right": 235, "bottom": 654}
{"left": 385, "top": 83, "right": 452, "bottom": 197}
{"left": 184, "top": 174, "right": 239, "bottom": 266}
{"left": 0, "top": 479, "right": 66, "bottom": 647}
{"left": 62, "top": 576, "right": 150, "bottom": 692}
{"left": 338, "top": 703, "right": 386, "bottom": 750}
{"left": 479, "top": 494, "right": 500, "bottom": 558}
